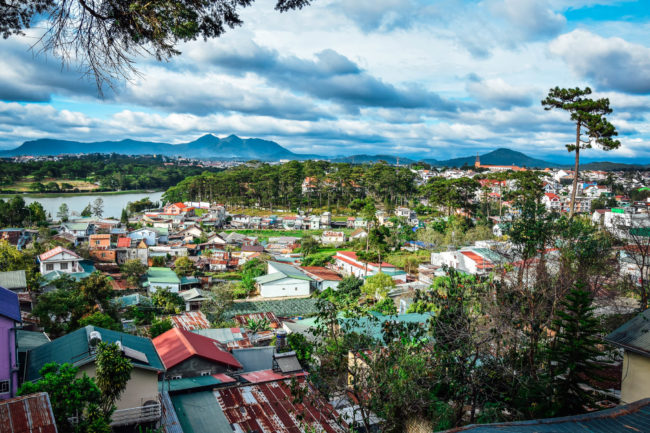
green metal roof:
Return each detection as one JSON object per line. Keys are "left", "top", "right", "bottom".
{"left": 0, "top": 270, "right": 27, "bottom": 290}
{"left": 16, "top": 330, "right": 50, "bottom": 352}
{"left": 225, "top": 298, "right": 320, "bottom": 318}
{"left": 63, "top": 223, "right": 90, "bottom": 231}
{"left": 147, "top": 267, "right": 181, "bottom": 284}
{"left": 340, "top": 311, "right": 434, "bottom": 342}
{"left": 25, "top": 325, "right": 165, "bottom": 381}
{"left": 160, "top": 375, "right": 223, "bottom": 393}
{"left": 605, "top": 308, "right": 650, "bottom": 356}
{"left": 256, "top": 262, "right": 313, "bottom": 285}
{"left": 170, "top": 391, "right": 232, "bottom": 433}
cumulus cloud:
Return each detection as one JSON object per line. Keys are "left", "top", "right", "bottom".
{"left": 549, "top": 29, "right": 650, "bottom": 94}
{"left": 466, "top": 75, "right": 536, "bottom": 108}
{"left": 487, "top": 0, "right": 566, "bottom": 41}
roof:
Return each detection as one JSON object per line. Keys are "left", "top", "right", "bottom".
{"left": 0, "top": 286, "right": 20, "bottom": 322}
{"left": 341, "top": 311, "right": 434, "bottom": 342}
{"left": 170, "top": 202, "right": 187, "bottom": 208}
{"left": 444, "top": 398, "right": 650, "bottom": 432}
{"left": 162, "top": 374, "right": 230, "bottom": 393}
{"left": 116, "top": 237, "right": 131, "bottom": 248}
{"left": 147, "top": 267, "right": 181, "bottom": 285}
{"left": 153, "top": 327, "right": 242, "bottom": 370}
{"left": 460, "top": 250, "right": 494, "bottom": 270}
{"left": 255, "top": 261, "right": 313, "bottom": 285}
{"left": 226, "top": 298, "right": 320, "bottom": 318}
{"left": 63, "top": 222, "right": 90, "bottom": 231}
{"left": 89, "top": 234, "right": 110, "bottom": 240}
{"left": 605, "top": 308, "right": 650, "bottom": 357}
{"left": 170, "top": 391, "right": 233, "bottom": 433}
{"left": 0, "top": 270, "right": 27, "bottom": 290}
{"left": 178, "top": 288, "right": 210, "bottom": 302}
{"left": 170, "top": 311, "right": 211, "bottom": 331}
{"left": 192, "top": 328, "right": 251, "bottom": 348}
{"left": 232, "top": 346, "right": 275, "bottom": 373}
{"left": 301, "top": 266, "right": 343, "bottom": 281}
{"left": 213, "top": 378, "right": 344, "bottom": 432}
{"left": 111, "top": 293, "right": 152, "bottom": 308}
{"left": 234, "top": 312, "right": 281, "bottom": 328}
{"left": 0, "top": 392, "right": 58, "bottom": 433}
{"left": 38, "top": 246, "right": 80, "bottom": 262}
{"left": 25, "top": 325, "right": 164, "bottom": 381}
{"left": 239, "top": 368, "right": 307, "bottom": 383}
{"left": 335, "top": 250, "right": 395, "bottom": 269}
{"left": 16, "top": 330, "right": 50, "bottom": 352}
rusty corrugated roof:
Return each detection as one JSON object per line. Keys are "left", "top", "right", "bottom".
{"left": 0, "top": 392, "right": 57, "bottom": 433}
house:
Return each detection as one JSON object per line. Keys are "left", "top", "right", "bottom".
{"left": 0, "top": 228, "right": 31, "bottom": 250}
{"left": 164, "top": 202, "right": 195, "bottom": 216}
{"left": 255, "top": 261, "right": 313, "bottom": 298}
{"left": 24, "top": 325, "right": 165, "bottom": 426}
{"left": 0, "top": 393, "right": 58, "bottom": 432}
{"left": 128, "top": 228, "right": 159, "bottom": 246}
{"left": 89, "top": 233, "right": 111, "bottom": 249}
{"left": 542, "top": 193, "right": 562, "bottom": 212}
{"left": 149, "top": 245, "right": 188, "bottom": 258}
{"left": 605, "top": 308, "right": 650, "bottom": 403}
{"left": 300, "top": 266, "right": 342, "bottom": 291}
{"left": 349, "top": 227, "right": 368, "bottom": 240}
{"left": 321, "top": 231, "right": 346, "bottom": 245}
{"left": 61, "top": 221, "right": 95, "bottom": 243}
{"left": 38, "top": 246, "right": 83, "bottom": 275}
{"left": 0, "top": 287, "right": 20, "bottom": 400}
{"left": 179, "top": 288, "right": 212, "bottom": 311}
{"left": 308, "top": 215, "right": 321, "bottom": 230}
{"left": 430, "top": 248, "right": 504, "bottom": 276}
{"left": 0, "top": 270, "right": 27, "bottom": 292}
{"left": 230, "top": 214, "right": 250, "bottom": 228}
{"left": 89, "top": 233, "right": 116, "bottom": 263}
{"left": 153, "top": 327, "right": 242, "bottom": 379}
{"left": 320, "top": 212, "right": 332, "bottom": 227}
{"left": 333, "top": 251, "right": 405, "bottom": 281}
{"left": 145, "top": 267, "right": 181, "bottom": 293}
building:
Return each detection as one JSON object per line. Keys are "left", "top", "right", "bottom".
{"left": 24, "top": 325, "right": 165, "bottom": 427}
{"left": 89, "top": 233, "right": 111, "bottom": 249}
{"left": 127, "top": 228, "right": 160, "bottom": 246}
{"left": 0, "top": 270, "right": 27, "bottom": 292}
{"left": 321, "top": 231, "right": 346, "bottom": 245}
{"left": 300, "top": 266, "right": 343, "bottom": 291}
{"left": 145, "top": 267, "right": 181, "bottom": 293}
{"left": 163, "top": 202, "right": 195, "bottom": 216}
{"left": 333, "top": 251, "right": 405, "bottom": 281}
{"left": 38, "top": 246, "right": 83, "bottom": 275}
{"left": 255, "top": 261, "right": 313, "bottom": 298}
{"left": 153, "top": 327, "right": 242, "bottom": 379}
{"left": 0, "top": 287, "right": 20, "bottom": 400}
{"left": 542, "top": 193, "right": 562, "bottom": 212}
{"left": 61, "top": 222, "right": 95, "bottom": 243}
{"left": 605, "top": 309, "right": 650, "bottom": 404}
{"left": 474, "top": 153, "right": 527, "bottom": 172}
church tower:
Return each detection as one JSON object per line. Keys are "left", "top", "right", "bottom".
{"left": 475, "top": 152, "right": 481, "bottom": 168}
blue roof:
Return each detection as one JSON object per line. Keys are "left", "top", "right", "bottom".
{"left": 231, "top": 347, "right": 275, "bottom": 373}
{"left": 0, "top": 286, "right": 20, "bottom": 322}
{"left": 445, "top": 398, "right": 650, "bottom": 432}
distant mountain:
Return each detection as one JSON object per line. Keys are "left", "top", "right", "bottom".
{"left": 426, "top": 148, "right": 559, "bottom": 168}
{"left": 1, "top": 134, "right": 301, "bottom": 160}
{"left": 330, "top": 154, "right": 417, "bottom": 165}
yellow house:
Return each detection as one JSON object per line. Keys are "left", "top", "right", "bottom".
{"left": 605, "top": 309, "right": 650, "bottom": 404}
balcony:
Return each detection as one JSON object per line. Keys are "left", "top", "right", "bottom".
{"left": 110, "top": 401, "right": 161, "bottom": 427}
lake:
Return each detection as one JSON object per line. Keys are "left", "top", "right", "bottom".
{"left": 1, "top": 191, "right": 165, "bottom": 219}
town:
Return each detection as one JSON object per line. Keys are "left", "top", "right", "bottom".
{"left": 2, "top": 154, "right": 650, "bottom": 432}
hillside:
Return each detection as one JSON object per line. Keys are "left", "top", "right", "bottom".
{"left": 429, "top": 148, "right": 558, "bottom": 168}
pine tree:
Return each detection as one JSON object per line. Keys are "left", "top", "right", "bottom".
{"left": 548, "top": 286, "right": 603, "bottom": 415}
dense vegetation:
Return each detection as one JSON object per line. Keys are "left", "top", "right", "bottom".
{"left": 0, "top": 154, "right": 221, "bottom": 193}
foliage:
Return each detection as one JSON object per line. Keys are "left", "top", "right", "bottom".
{"left": 92, "top": 197, "right": 104, "bottom": 217}
{"left": 79, "top": 311, "right": 122, "bottom": 331}
{"left": 174, "top": 256, "right": 195, "bottom": 276}
{"left": 287, "top": 333, "right": 314, "bottom": 368}
{"left": 18, "top": 362, "right": 108, "bottom": 433}
{"left": 298, "top": 236, "right": 321, "bottom": 256}
{"left": 81, "top": 203, "right": 92, "bottom": 217}
{"left": 121, "top": 259, "right": 148, "bottom": 287}
{"left": 95, "top": 342, "right": 133, "bottom": 416}
{"left": 421, "top": 177, "right": 480, "bottom": 216}
{"left": 246, "top": 318, "right": 272, "bottom": 333}
{"left": 201, "top": 283, "right": 235, "bottom": 326}
{"left": 151, "top": 288, "right": 184, "bottom": 314}
{"left": 362, "top": 272, "right": 396, "bottom": 300}
{"left": 0, "top": 195, "right": 47, "bottom": 226}
{"left": 370, "top": 297, "right": 397, "bottom": 315}
{"left": 57, "top": 203, "right": 69, "bottom": 221}
{"left": 149, "top": 318, "right": 173, "bottom": 338}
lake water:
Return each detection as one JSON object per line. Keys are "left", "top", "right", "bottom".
{"left": 2, "top": 191, "right": 165, "bottom": 219}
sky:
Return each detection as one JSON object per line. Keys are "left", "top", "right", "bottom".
{"left": 0, "top": 0, "right": 649, "bottom": 163}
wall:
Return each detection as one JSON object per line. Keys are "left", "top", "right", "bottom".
{"left": 260, "top": 278, "right": 311, "bottom": 298}
{"left": 148, "top": 283, "right": 180, "bottom": 294}
{"left": 79, "top": 364, "right": 160, "bottom": 410}
{"left": 90, "top": 250, "right": 117, "bottom": 263}
{"left": 0, "top": 316, "right": 17, "bottom": 400}
{"left": 164, "top": 356, "right": 229, "bottom": 379}
{"left": 621, "top": 351, "right": 650, "bottom": 404}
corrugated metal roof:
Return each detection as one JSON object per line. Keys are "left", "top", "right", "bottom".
{"left": 232, "top": 347, "right": 276, "bottom": 373}
{"left": 234, "top": 312, "right": 281, "bottom": 328}
{"left": 171, "top": 391, "right": 232, "bottom": 433}
{"left": 0, "top": 392, "right": 58, "bottom": 433}
{"left": 191, "top": 328, "right": 251, "bottom": 349}
{"left": 226, "top": 298, "right": 320, "bottom": 319}
{"left": 444, "top": 398, "right": 650, "bottom": 432}
{"left": 16, "top": 330, "right": 50, "bottom": 352}
{"left": 26, "top": 326, "right": 164, "bottom": 381}
{"left": 0, "top": 286, "right": 20, "bottom": 322}
{"left": 147, "top": 267, "right": 181, "bottom": 284}
{"left": 153, "top": 327, "right": 242, "bottom": 370}
{"left": 215, "top": 378, "right": 344, "bottom": 432}
{"left": 159, "top": 391, "right": 184, "bottom": 433}
{"left": 605, "top": 308, "right": 650, "bottom": 356}
{"left": 0, "top": 270, "right": 27, "bottom": 290}
{"left": 170, "top": 311, "right": 211, "bottom": 331}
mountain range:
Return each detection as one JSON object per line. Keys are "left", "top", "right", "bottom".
{"left": 2, "top": 134, "right": 645, "bottom": 169}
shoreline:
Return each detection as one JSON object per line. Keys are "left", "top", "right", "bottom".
{"left": 0, "top": 189, "right": 164, "bottom": 198}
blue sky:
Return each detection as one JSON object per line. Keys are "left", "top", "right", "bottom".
{"left": 0, "top": 0, "right": 649, "bottom": 163}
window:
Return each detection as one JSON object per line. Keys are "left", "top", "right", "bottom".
{"left": 0, "top": 380, "right": 9, "bottom": 393}
{"left": 60, "top": 263, "right": 68, "bottom": 270}
{"left": 95, "top": 240, "right": 101, "bottom": 245}
{"left": 46, "top": 264, "right": 54, "bottom": 271}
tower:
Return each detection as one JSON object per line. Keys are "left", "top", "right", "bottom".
{"left": 475, "top": 152, "right": 481, "bottom": 168}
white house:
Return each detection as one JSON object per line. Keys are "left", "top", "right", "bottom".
{"left": 333, "top": 251, "right": 406, "bottom": 282}
{"left": 61, "top": 222, "right": 95, "bottom": 243}
{"left": 145, "top": 267, "right": 181, "bottom": 293}
{"left": 300, "top": 266, "right": 342, "bottom": 291}
{"left": 38, "top": 246, "right": 84, "bottom": 274}
{"left": 128, "top": 228, "right": 159, "bottom": 246}
{"left": 542, "top": 193, "right": 562, "bottom": 212}
{"left": 321, "top": 231, "right": 346, "bottom": 245}
{"left": 429, "top": 248, "right": 503, "bottom": 276}
{"left": 254, "top": 262, "right": 313, "bottom": 298}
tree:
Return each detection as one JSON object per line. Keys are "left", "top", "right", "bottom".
{"left": 299, "top": 236, "right": 320, "bottom": 256}
{"left": 0, "top": 0, "right": 311, "bottom": 92}
{"left": 81, "top": 203, "right": 92, "bottom": 217}
{"left": 17, "top": 363, "right": 109, "bottom": 433}
{"left": 92, "top": 197, "right": 104, "bottom": 217}
{"left": 57, "top": 203, "right": 69, "bottom": 222}
{"left": 95, "top": 342, "right": 133, "bottom": 417}
{"left": 362, "top": 272, "right": 396, "bottom": 300}
{"left": 174, "top": 256, "right": 195, "bottom": 277}
{"left": 120, "top": 208, "right": 129, "bottom": 224}
{"left": 27, "top": 202, "right": 48, "bottom": 225}
{"left": 542, "top": 87, "right": 620, "bottom": 217}
{"left": 150, "top": 318, "right": 173, "bottom": 338}
{"left": 201, "top": 283, "right": 234, "bottom": 327}
{"left": 151, "top": 288, "right": 184, "bottom": 314}
{"left": 548, "top": 287, "right": 603, "bottom": 415}
{"left": 79, "top": 311, "right": 122, "bottom": 331}
{"left": 121, "top": 259, "right": 148, "bottom": 287}
{"left": 287, "top": 333, "right": 314, "bottom": 368}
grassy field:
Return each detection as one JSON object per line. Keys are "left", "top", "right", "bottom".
{"left": 224, "top": 228, "right": 355, "bottom": 242}
{"left": 0, "top": 189, "right": 158, "bottom": 198}
{"left": 385, "top": 250, "right": 431, "bottom": 268}
{"left": 2, "top": 178, "right": 100, "bottom": 192}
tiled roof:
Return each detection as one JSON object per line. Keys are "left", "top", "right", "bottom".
{"left": 335, "top": 250, "right": 395, "bottom": 269}
{"left": 0, "top": 392, "right": 57, "bottom": 433}
{"left": 38, "top": 246, "right": 80, "bottom": 261}
{"left": 153, "top": 327, "right": 242, "bottom": 370}
{"left": 605, "top": 308, "right": 650, "bottom": 356}
{"left": 443, "top": 398, "right": 650, "bottom": 432}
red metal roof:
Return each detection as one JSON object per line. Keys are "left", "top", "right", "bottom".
{"left": 214, "top": 378, "right": 344, "bottom": 433}
{"left": 0, "top": 392, "right": 57, "bottom": 433}
{"left": 212, "top": 373, "right": 237, "bottom": 383}
{"left": 170, "top": 311, "right": 211, "bottom": 331}
{"left": 460, "top": 251, "right": 494, "bottom": 270}
{"left": 38, "top": 246, "right": 80, "bottom": 261}
{"left": 301, "top": 266, "right": 343, "bottom": 281}
{"left": 153, "top": 327, "right": 242, "bottom": 370}
{"left": 335, "top": 251, "right": 395, "bottom": 269}
{"left": 117, "top": 237, "right": 131, "bottom": 248}
{"left": 239, "top": 369, "right": 307, "bottom": 383}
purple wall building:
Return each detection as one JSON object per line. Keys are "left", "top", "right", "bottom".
{"left": 0, "top": 286, "right": 21, "bottom": 400}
